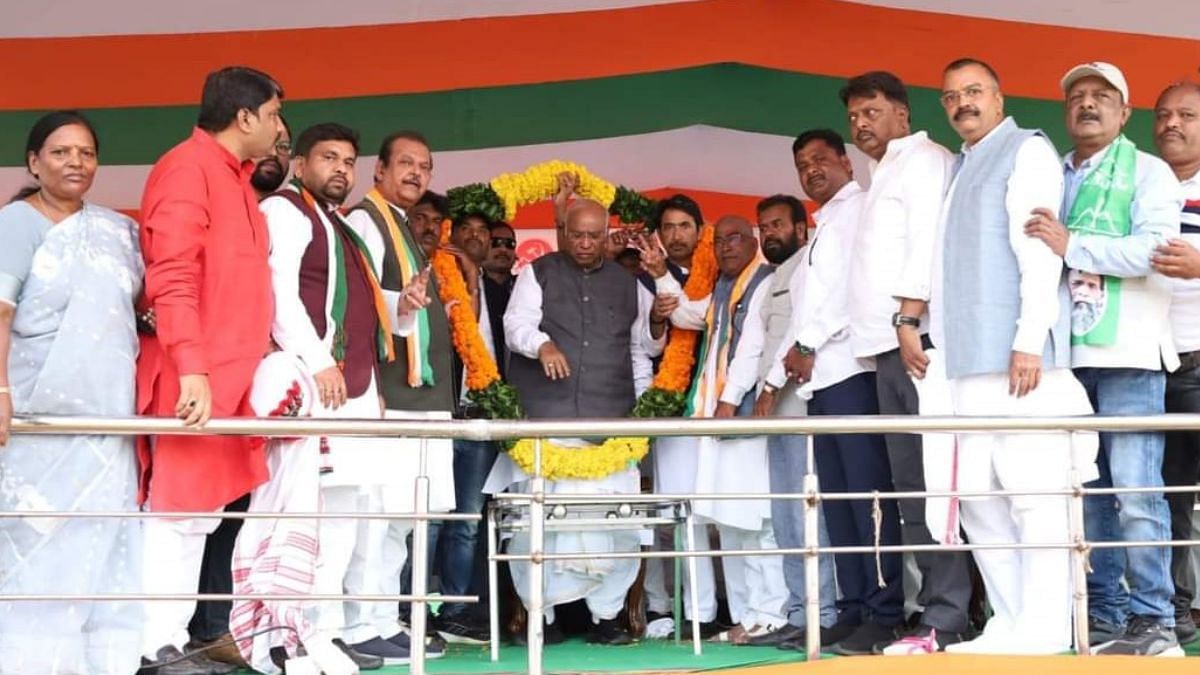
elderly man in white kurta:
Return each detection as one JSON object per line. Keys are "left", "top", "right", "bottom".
{"left": 652, "top": 215, "right": 788, "bottom": 642}
{"left": 263, "top": 123, "right": 440, "bottom": 667}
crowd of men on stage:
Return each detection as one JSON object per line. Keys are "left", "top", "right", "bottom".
{"left": 3, "top": 55, "right": 1200, "bottom": 674}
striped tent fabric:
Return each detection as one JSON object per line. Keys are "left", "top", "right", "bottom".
{"left": 3, "top": 0, "right": 1198, "bottom": 260}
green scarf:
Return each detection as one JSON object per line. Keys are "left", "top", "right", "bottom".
{"left": 1065, "top": 135, "right": 1136, "bottom": 346}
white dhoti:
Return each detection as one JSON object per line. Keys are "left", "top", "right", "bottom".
{"left": 917, "top": 350, "right": 1097, "bottom": 651}
{"left": 486, "top": 446, "right": 641, "bottom": 622}
{"left": 651, "top": 436, "right": 717, "bottom": 623}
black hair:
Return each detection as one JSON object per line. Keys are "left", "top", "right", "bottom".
{"left": 943, "top": 58, "right": 1001, "bottom": 86}
{"left": 452, "top": 211, "right": 492, "bottom": 231}
{"left": 293, "top": 122, "right": 359, "bottom": 158}
{"left": 12, "top": 110, "right": 99, "bottom": 202}
{"left": 651, "top": 193, "right": 704, "bottom": 230}
{"left": 414, "top": 190, "right": 448, "bottom": 218}
{"left": 196, "top": 66, "right": 284, "bottom": 132}
{"left": 839, "top": 71, "right": 910, "bottom": 109}
{"left": 378, "top": 130, "right": 430, "bottom": 165}
{"left": 489, "top": 220, "right": 515, "bottom": 234}
{"left": 279, "top": 114, "right": 292, "bottom": 142}
{"left": 756, "top": 194, "right": 807, "bottom": 225}
{"left": 792, "top": 129, "right": 847, "bottom": 157}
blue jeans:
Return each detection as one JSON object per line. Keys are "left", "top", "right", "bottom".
{"left": 1076, "top": 367, "right": 1174, "bottom": 627}
{"left": 435, "top": 439, "right": 498, "bottom": 619}
{"left": 768, "top": 433, "right": 838, "bottom": 628}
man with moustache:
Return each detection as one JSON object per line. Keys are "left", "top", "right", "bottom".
{"left": 259, "top": 122, "right": 414, "bottom": 668}
{"left": 839, "top": 70, "right": 972, "bottom": 655}
{"left": 137, "top": 66, "right": 285, "bottom": 675}
{"left": 1025, "top": 62, "right": 1183, "bottom": 656}
{"left": 776, "top": 129, "right": 902, "bottom": 655}
{"left": 249, "top": 117, "right": 292, "bottom": 200}
{"left": 740, "top": 195, "right": 841, "bottom": 649}
{"left": 492, "top": 199, "right": 654, "bottom": 645}
{"left": 344, "top": 131, "right": 458, "bottom": 658}
{"left": 482, "top": 221, "right": 517, "bottom": 374}
{"left": 1148, "top": 81, "right": 1200, "bottom": 645}
{"left": 927, "top": 57, "right": 1097, "bottom": 655}
{"left": 187, "top": 114, "right": 294, "bottom": 670}
{"left": 648, "top": 214, "right": 788, "bottom": 643}
{"left": 638, "top": 194, "right": 729, "bottom": 637}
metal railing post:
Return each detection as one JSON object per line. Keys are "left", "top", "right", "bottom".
{"left": 803, "top": 432, "right": 821, "bottom": 661}
{"left": 409, "top": 437, "right": 431, "bottom": 674}
{"left": 526, "top": 438, "right": 547, "bottom": 675}
{"left": 488, "top": 506, "right": 501, "bottom": 662}
{"left": 1068, "top": 461, "right": 1091, "bottom": 655}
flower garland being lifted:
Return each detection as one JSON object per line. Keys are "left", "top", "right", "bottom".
{"left": 437, "top": 161, "right": 716, "bottom": 480}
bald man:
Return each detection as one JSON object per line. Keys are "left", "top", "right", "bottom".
{"left": 648, "top": 215, "right": 788, "bottom": 642}
{"left": 490, "top": 199, "right": 655, "bottom": 645}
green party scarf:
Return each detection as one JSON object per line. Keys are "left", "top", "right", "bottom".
{"left": 1065, "top": 135, "right": 1136, "bottom": 346}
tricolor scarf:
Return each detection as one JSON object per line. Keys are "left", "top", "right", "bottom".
{"left": 363, "top": 187, "right": 434, "bottom": 387}
{"left": 685, "top": 256, "right": 769, "bottom": 418}
{"left": 294, "top": 182, "right": 394, "bottom": 364}
{"left": 1065, "top": 135, "right": 1137, "bottom": 346}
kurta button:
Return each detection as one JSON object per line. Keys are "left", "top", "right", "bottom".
{"left": 583, "top": 296, "right": 590, "bottom": 302}
{"left": 583, "top": 341, "right": 590, "bottom": 347}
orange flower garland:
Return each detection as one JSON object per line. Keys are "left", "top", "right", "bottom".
{"left": 430, "top": 249, "right": 500, "bottom": 391}
{"left": 652, "top": 226, "right": 717, "bottom": 391}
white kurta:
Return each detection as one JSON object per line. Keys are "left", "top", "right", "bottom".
{"left": 653, "top": 274, "right": 774, "bottom": 532}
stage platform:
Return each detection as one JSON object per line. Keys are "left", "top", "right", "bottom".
{"left": 337, "top": 638, "right": 1200, "bottom": 674}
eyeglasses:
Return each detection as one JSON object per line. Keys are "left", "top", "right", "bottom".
{"left": 491, "top": 237, "right": 516, "bottom": 250}
{"left": 713, "top": 232, "right": 749, "bottom": 249}
{"left": 940, "top": 84, "right": 990, "bottom": 107}
{"left": 275, "top": 141, "right": 292, "bottom": 154}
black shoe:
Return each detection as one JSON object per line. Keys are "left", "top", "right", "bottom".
{"left": 833, "top": 621, "right": 899, "bottom": 656}
{"left": 385, "top": 631, "right": 445, "bottom": 659}
{"left": 1088, "top": 616, "right": 1125, "bottom": 646}
{"left": 681, "top": 620, "right": 730, "bottom": 640}
{"left": 646, "top": 610, "right": 672, "bottom": 624}
{"left": 136, "top": 646, "right": 217, "bottom": 675}
{"left": 435, "top": 613, "right": 490, "bottom": 644}
{"left": 746, "top": 623, "right": 805, "bottom": 647}
{"left": 332, "top": 638, "right": 384, "bottom": 670}
{"left": 1175, "top": 612, "right": 1198, "bottom": 645}
{"left": 511, "top": 620, "right": 566, "bottom": 646}
{"left": 587, "top": 618, "right": 635, "bottom": 646}
{"left": 1093, "top": 615, "right": 1184, "bottom": 656}
{"left": 778, "top": 623, "right": 846, "bottom": 652}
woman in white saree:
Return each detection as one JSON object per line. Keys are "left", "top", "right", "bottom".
{"left": 0, "top": 112, "right": 144, "bottom": 674}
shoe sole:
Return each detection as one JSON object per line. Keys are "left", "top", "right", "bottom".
{"left": 437, "top": 630, "right": 489, "bottom": 645}
{"left": 1156, "top": 646, "right": 1186, "bottom": 657}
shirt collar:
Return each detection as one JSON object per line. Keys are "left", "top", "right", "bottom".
{"left": 960, "top": 116, "right": 1015, "bottom": 155}
{"left": 813, "top": 180, "right": 862, "bottom": 221}
{"left": 1064, "top": 138, "right": 1118, "bottom": 173}
{"left": 190, "top": 127, "right": 250, "bottom": 176}
{"left": 870, "top": 130, "right": 930, "bottom": 176}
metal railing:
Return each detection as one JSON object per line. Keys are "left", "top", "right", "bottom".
{"left": 8, "top": 413, "right": 1200, "bottom": 673}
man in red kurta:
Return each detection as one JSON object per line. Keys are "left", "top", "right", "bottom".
{"left": 136, "top": 65, "right": 286, "bottom": 674}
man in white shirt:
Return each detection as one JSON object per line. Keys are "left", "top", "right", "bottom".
{"left": 928, "top": 57, "right": 1098, "bottom": 657}
{"left": 1149, "top": 80, "right": 1200, "bottom": 646}
{"left": 649, "top": 215, "right": 788, "bottom": 643}
{"left": 262, "top": 122, "right": 436, "bottom": 668}
{"left": 781, "top": 129, "right": 902, "bottom": 655}
{"left": 839, "top": 70, "right": 974, "bottom": 655}
{"left": 743, "top": 195, "right": 841, "bottom": 650}
{"left": 1026, "top": 61, "right": 1183, "bottom": 657}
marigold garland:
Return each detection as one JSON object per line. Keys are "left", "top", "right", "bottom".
{"left": 507, "top": 437, "right": 650, "bottom": 482}
{"left": 632, "top": 225, "right": 719, "bottom": 418}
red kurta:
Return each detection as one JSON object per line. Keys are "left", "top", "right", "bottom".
{"left": 136, "top": 128, "right": 274, "bottom": 512}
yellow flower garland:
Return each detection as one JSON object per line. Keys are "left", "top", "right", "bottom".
{"left": 507, "top": 437, "right": 650, "bottom": 482}
{"left": 444, "top": 159, "right": 649, "bottom": 480}
{"left": 489, "top": 160, "right": 618, "bottom": 222}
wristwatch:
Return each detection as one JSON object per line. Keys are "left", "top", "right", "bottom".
{"left": 891, "top": 313, "right": 920, "bottom": 329}
{"left": 795, "top": 342, "right": 816, "bottom": 356}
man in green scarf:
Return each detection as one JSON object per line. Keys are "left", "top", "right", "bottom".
{"left": 1026, "top": 61, "right": 1184, "bottom": 657}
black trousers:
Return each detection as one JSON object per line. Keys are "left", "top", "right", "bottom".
{"left": 875, "top": 347, "right": 974, "bottom": 633}
{"left": 188, "top": 493, "right": 251, "bottom": 641}
{"left": 1164, "top": 364, "right": 1200, "bottom": 619}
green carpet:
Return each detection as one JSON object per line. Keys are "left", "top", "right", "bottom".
{"left": 381, "top": 638, "right": 808, "bottom": 673}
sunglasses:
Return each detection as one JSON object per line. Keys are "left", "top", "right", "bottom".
{"left": 491, "top": 237, "right": 517, "bottom": 250}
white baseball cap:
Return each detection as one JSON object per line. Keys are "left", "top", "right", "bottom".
{"left": 1061, "top": 62, "right": 1130, "bottom": 103}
